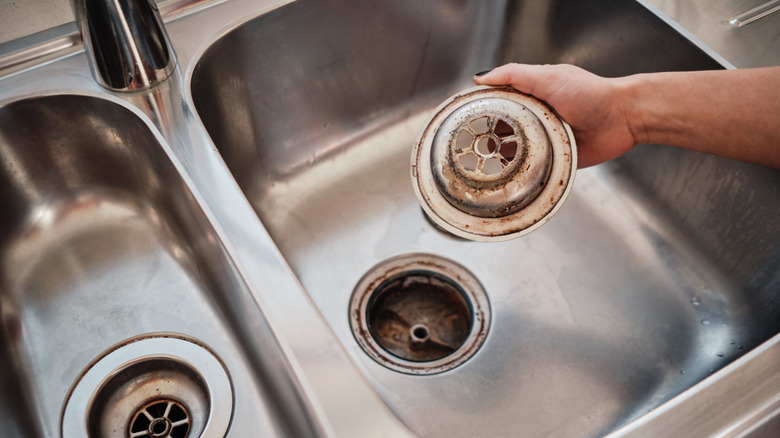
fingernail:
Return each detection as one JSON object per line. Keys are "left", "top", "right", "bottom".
{"left": 475, "top": 69, "right": 492, "bottom": 77}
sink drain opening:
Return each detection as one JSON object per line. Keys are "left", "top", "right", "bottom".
{"left": 367, "top": 271, "right": 472, "bottom": 362}
{"left": 85, "top": 358, "right": 208, "bottom": 438}
{"left": 61, "top": 336, "right": 233, "bottom": 438}
{"left": 410, "top": 324, "right": 431, "bottom": 344}
{"left": 350, "top": 254, "right": 490, "bottom": 375}
{"left": 130, "top": 399, "right": 190, "bottom": 438}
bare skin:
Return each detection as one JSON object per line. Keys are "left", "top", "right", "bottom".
{"left": 474, "top": 64, "right": 780, "bottom": 169}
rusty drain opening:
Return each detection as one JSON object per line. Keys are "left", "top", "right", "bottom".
{"left": 350, "top": 254, "right": 490, "bottom": 375}
{"left": 367, "top": 271, "right": 472, "bottom": 362}
{"left": 410, "top": 324, "right": 431, "bottom": 343}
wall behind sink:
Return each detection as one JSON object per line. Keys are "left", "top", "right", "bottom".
{"left": 0, "top": 0, "right": 73, "bottom": 45}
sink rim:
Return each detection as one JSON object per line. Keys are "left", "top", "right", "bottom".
{"left": 1, "top": 0, "right": 778, "bottom": 436}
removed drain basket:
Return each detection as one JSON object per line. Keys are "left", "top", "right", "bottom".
{"left": 411, "top": 86, "right": 576, "bottom": 241}
{"left": 350, "top": 253, "right": 490, "bottom": 375}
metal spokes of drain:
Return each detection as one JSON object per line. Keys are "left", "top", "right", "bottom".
{"left": 129, "top": 399, "right": 190, "bottom": 438}
{"left": 453, "top": 115, "right": 522, "bottom": 177}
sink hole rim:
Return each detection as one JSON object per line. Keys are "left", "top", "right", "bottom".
{"left": 349, "top": 253, "right": 491, "bottom": 375}
{"left": 60, "top": 333, "right": 234, "bottom": 438}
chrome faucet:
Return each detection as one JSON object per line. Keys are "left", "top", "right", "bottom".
{"left": 71, "top": 0, "right": 176, "bottom": 91}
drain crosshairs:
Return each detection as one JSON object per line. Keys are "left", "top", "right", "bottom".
{"left": 130, "top": 399, "right": 190, "bottom": 438}
{"left": 452, "top": 116, "right": 522, "bottom": 178}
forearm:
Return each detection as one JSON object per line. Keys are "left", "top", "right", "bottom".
{"left": 619, "top": 67, "right": 780, "bottom": 168}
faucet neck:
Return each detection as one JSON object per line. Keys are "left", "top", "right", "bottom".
{"left": 73, "top": 0, "right": 176, "bottom": 91}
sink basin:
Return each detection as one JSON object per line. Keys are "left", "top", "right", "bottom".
{"left": 0, "top": 95, "right": 317, "bottom": 437}
{"left": 191, "top": 0, "right": 780, "bottom": 437}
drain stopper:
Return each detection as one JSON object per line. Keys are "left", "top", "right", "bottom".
{"left": 412, "top": 86, "right": 576, "bottom": 241}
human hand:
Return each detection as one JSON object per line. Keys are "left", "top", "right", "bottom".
{"left": 474, "top": 63, "right": 637, "bottom": 168}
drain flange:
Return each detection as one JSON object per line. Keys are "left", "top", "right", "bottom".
{"left": 61, "top": 335, "right": 233, "bottom": 438}
{"left": 350, "top": 254, "right": 490, "bottom": 375}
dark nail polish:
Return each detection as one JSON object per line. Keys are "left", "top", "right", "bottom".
{"left": 475, "top": 69, "right": 492, "bottom": 77}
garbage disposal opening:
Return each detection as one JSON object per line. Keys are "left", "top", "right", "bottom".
{"left": 350, "top": 254, "right": 490, "bottom": 375}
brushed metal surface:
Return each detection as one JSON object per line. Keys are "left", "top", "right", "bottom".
{"left": 1, "top": 0, "right": 779, "bottom": 437}
{"left": 70, "top": 0, "right": 176, "bottom": 91}
{"left": 0, "top": 94, "right": 300, "bottom": 437}
{"left": 641, "top": 0, "right": 780, "bottom": 68}
{"left": 1, "top": 1, "right": 415, "bottom": 436}
{"left": 0, "top": 0, "right": 73, "bottom": 45}
{"left": 191, "top": 1, "right": 780, "bottom": 437}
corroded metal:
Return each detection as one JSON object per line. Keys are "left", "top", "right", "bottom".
{"left": 412, "top": 86, "right": 577, "bottom": 241}
{"left": 349, "top": 254, "right": 490, "bottom": 375}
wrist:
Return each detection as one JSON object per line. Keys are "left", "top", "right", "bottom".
{"left": 614, "top": 74, "right": 652, "bottom": 146}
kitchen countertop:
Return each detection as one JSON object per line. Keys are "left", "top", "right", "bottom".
{"left": 0, "top": 0, "right": 73, "bottom": 45}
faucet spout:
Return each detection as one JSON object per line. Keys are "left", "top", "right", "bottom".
{"left": 72, "top": 0, "right": 176, "bottom": 91}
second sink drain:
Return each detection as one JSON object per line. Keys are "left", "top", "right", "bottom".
{"left": 61, "top": 335, "right": 233, "bottom": 438}
{"left": 350, "top": 254, "right": 490, "bottom": 375}
{"left": 129, "top": 398, "right": 190, "bottom": 438}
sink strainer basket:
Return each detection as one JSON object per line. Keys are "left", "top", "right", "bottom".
{"left": 411, "top": 86, "right": 576, "bottom": 241}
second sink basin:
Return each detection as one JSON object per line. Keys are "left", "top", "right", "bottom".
{"left": 191, "top": 0, "right": 780, "bottom": 436}
{"left": 0, "top": 94, "right": 317, "bottom": 437}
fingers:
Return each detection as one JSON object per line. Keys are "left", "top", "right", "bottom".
{"left": 474, "top": 64, "right": 598, "bottom": 104}
{"left": 472, "top": 63, "right": 634, "bottom": 167}
{"left": 473, "top": 63, "right": 546, "bottom": 96}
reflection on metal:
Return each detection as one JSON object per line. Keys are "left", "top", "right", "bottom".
{"left": 728, "top": 0, "right": 780, "bottom": 26}
{"left": 0, "top": 94, "right": 325, "bottom": 437}
{"left": 412, "top": 86, "right": 576, "bottom": 241}
{"left": 2, "top": 0, "right": 780, "bottom": 437}
{"left": 191, "top": 0, "right": 780, "bottom": 436}
{"left": 70, "top": 0, "right": 176, "bottom": 91}
{"left": 640, "top": 0, "right": 780, "bottom": 67}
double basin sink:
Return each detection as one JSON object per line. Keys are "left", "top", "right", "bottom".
{"left": 1, "top": 0, "right": 779, "bottom": 437}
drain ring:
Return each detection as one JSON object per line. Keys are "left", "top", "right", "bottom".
{"left": 350, "top": 253, "right": 490, "bottom": 375}
{"left": 61, "top": 335, "right": 233, "bottom": 438}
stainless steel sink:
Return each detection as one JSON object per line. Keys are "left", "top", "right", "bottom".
{"left": 1, "top": 0, "right": 779, "bottom": 437}
{"left": 190, "top": 0, "right": 780, "bottom": 437}
{"left": 0, "top": 94, "right": 322, "bottom": 437}
{"left": 0, "top": 0, "right": 416, "bottom": 434}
